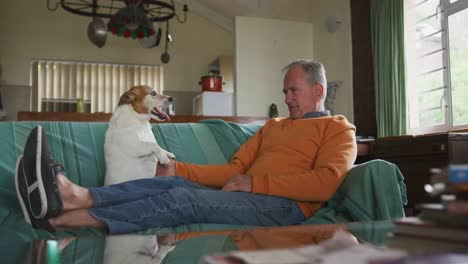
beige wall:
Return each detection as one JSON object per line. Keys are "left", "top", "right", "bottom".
{"left": 226, "top": 0, "right": 354, "bottom": 120}
{"left": 0, "top": 0, "right": 232, "bottom": 118}
{"left": 310, "top": 0, "right": 354, "bottom": 121}
{"left": 235, "top": 16, "right": 314, "bottom": 117}
{"left": 218, "top": 55, "right": 234, "bottom": 93}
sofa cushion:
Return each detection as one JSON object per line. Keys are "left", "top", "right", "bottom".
{"left": 0, "top": 121, "right": 262, "bottom": 237}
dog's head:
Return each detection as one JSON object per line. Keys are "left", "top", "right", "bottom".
{"left": 118, "top": 85, "right": 172, "bottom": 121}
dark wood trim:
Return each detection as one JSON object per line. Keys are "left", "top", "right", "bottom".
{"left": 17, "top": 111, "right": 269, "bottom": 124}
{"left": 351, "top": 0, "right": 377, "bottom": 138}
{"left": 376, "top": 130, "right": 468, "bottom": 143}
{"left": 371, "top": 132, "right": 468, "bottom": 209}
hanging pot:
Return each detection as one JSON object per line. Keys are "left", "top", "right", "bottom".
{"left": 198, "top": 74, "right": 224, "bottom": 92}
{"left": 87, "top": 17, "right": 107, "bottom": 48}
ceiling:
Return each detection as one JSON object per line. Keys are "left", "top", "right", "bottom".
{"left": 174, "top": 0, "right": 319, "bottom": 32}
{"left": 195, "top": 0, "right": 277, "bottom": 18}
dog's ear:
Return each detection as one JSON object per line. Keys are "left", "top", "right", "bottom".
{"left": 118, "top": 91, "right": 137, "bottom": 106}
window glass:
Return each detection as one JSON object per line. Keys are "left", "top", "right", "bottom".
{"left": 448, "top": 7, "right": 468, "bottom": 125}
{"left": 415, "top": 0, "right": 441, "bottom": 21}
{"left": 418, "top": 89, "right": 444, "bottom": 110}
{"left": 415, "top": 50, "right": 444, "bottom": 77}
{"left": 415, "top": 31, "right": 442, "bottom": 57}
{"left": 415, "top": 69, "right": 444, "bottom": 93}
{"left": 419, "top": 107, "right": 445, "bottom": 127}
{"left": 405, "top": 0, "right": 444, "bottom": 130}
{"left": 405, "top": 0, "right": 468, "bottom": 132}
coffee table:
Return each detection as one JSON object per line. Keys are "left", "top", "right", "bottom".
{"left": 1, "top": 221, "right": 402, "bottom": 263}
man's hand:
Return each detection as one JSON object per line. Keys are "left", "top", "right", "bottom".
{"left": 222, "top": 174, "right": 252, "bottom": 192}
{"left": 156, "top": 158, "right": 176, "bottom": 176}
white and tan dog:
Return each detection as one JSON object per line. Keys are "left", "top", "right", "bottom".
{"left": 104, "top": 85, "right": 175, "bottom": 185}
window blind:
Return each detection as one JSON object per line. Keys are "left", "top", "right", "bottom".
{"left": 31, "top": 60, "right": 163, "bottom": 113}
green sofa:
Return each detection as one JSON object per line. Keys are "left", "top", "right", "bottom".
{"left": 0, "top": 120, "right": 407, "bottom": 262}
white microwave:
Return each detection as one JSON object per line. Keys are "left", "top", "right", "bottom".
{"left": 193, "top": 92, "right": 233, "bottom": 116}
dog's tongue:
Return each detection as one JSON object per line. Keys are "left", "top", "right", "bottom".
{"left": 154, "top": 107, "right": 171, "bottom": 121}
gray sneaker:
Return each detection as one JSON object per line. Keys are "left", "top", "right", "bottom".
{"left": 15, "top": 155, "right": 56, "bottom": 232}
{"left": 20, "top": 126, "right": 64, "bottom": 220}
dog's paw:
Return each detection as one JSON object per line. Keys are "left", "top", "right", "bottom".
{"left": 157, "top": 153, "right": 171, "bottom": 165}
{"left": 165, "top": 152, "right": 176, "bottom": 159}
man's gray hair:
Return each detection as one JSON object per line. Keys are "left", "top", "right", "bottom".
{"left": 282, "top": 59, "right": 327, "bottom": 90}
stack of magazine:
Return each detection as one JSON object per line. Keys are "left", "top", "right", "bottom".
{"left": 389, "top": 201, "right": 468, "bottom": 252}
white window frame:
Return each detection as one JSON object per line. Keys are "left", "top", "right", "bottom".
{"left": 406, "top": 0, "right": 468, "bottom": 134}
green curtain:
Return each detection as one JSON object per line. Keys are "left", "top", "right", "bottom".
{"left": 370, "top": 0, "right": 406, "bottom": 138}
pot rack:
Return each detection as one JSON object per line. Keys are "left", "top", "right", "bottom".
{"left": 47, "top": 0, "right": 189, "bottom": 64}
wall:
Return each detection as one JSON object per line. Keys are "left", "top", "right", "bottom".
{"left": 164, "top": 90, "right": 199, "bottom": 115}
{"left": 229, "top": 0, "right": 354, "bottom": 120}
{"left": 308, "top": 0, "right": 354, "bottom": 121}
{"left": 235, "top": 16, "right": 314, "bottom": 117}
{"left": 0, "top": 0, "right": 232, "bottom": 119}
{"left": 218, "top": 55, "right": 234, "bottom": 93}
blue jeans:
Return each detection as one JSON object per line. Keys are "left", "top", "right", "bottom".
{"left": 88, "top": 176, "right": 304, "bottom": 234}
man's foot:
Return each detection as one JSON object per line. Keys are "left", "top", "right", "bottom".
{"left": 21, "top": 126, "right": 64, "bottom": 219}
{"left": 15, "top": 155, "right": 56, "bottom": 232}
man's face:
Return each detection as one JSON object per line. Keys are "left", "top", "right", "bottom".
{"left": 283, "top": 66, "right": 323, "bottom": 119}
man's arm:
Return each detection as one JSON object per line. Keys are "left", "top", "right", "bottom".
{"left": 252, "top": 127, "right": 357, "bottom": 201}
{"left": 167, "top": 122, "right": 271, "bottom": 188}
{"left": 158, "top": 161, "right": 253, "bottom": 191}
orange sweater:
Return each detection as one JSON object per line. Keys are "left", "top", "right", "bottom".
{"left": 176, "top": 115, "right": 357, "bottom": 218}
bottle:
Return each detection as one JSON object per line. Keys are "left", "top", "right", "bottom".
{"left": 167, "top": 98, "right": 175, "bottom": 115}
{"left": 76, "top": 98, "right": 85, "bottom": 113}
